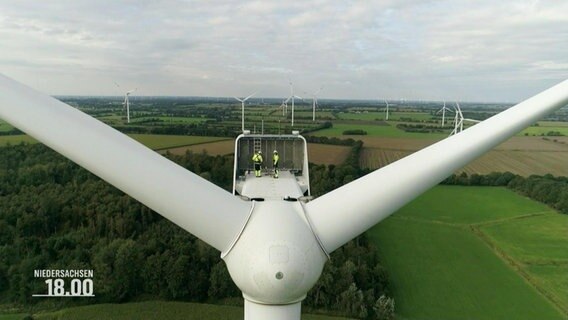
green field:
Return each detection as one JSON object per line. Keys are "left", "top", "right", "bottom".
{"left": 311, "top": 123, "right": 446, "bottom": 139}
{"left": 127, "top": 134, "right": 229, "bottom": 150}
{"left": 28, "top": 301, "right": 352, "bottom": 320}
{"left": 0, "top": 121, "right": 15, "bottom": 132}
{"left": 367, "top": 186, "right": 567, "bottom": 320}
{"left": 538, "top": 121, "right": 568, "bottom": 127}
{"left": 131, "top": 116, "right": 212, "bottom": 124}
{"left": 0, "top": 135, "right": 37, "bottom": 145}
{"left": 293, "top": 110, "right": 337, "bottom": 119}
{"left": 481, "top": 213, "right": 568, "bottom": 311}
{"left": 0, "top": 315, "right": 28, "bottom": 320}
{"left": 337, "top": 111, "right": 433, "bottom": 122}
{"left": 0, "top": 134, "right": 228, "bottom": 150}
{"left": 520, "top": 123, "right": 568, "bottom": 136}
{"left": 394, "top": 186, "right": 551, "bottom": 224}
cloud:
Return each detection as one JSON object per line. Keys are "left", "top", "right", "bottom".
{"left": 0, "top": 0, "right": 566, "bottom": 101}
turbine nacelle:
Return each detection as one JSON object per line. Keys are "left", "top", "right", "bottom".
{"left": 223, "top": 200, "right": 327, "bottom": 304}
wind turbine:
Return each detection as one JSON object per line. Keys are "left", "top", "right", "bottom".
{"left": 450, "top": 102, "right": 465, "bottom": 135}
{"left": 280, "top": 97, "right": 290, "bottom": 116}
{"left": 287, "top": 80, "right": 302, "bottom": 127}
{"left": 384, "top": 99, "right": 390, "bottom": 121}
{"left": 304, "top": 87, "right": 323, "bottom": 122}
{"left": 234, "top": 92, "right": 256, "bottom": 132}
{"left": 1, "top": 73, "right": 567, "bottom": 320}
{"left": 122, "top": 88, "right": 137, "bottom": 123}
{"left": 436, "top": 101, "right": 454, "bottom": 127}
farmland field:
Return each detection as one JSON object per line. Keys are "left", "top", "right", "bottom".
{"left": 164, "top": 140, "right": 352, "bottom": 165}
{"left": 361, "top": 148, "right": 568, "bottom": 177}
{"left": 127, "top": 134, "right": 229, "bottom": 150}
{"left": 337, "top": 111, "right": 433, "bottom": 122}
{"left": 0, "top": 120, "right": 14, "bottom": 132}
{"left": 31, "top": 301, "right": 352, "bottom": 320}
{"left": 0, "top": 314, "right": 28, "bottom": 320}
{"left": 0, "top": 135, "right": 37, "bottom": 145}
{"left": 307, "top": 143, "right": 352, "bottom": 165}
{"left": 520, "top": 122, "right": 568, "bottom": 136}
{"left": 130, "top": 116, "right": 213, "bottom": 124}
{"left": 481, "top": 213, "right": 568, "bottom": 311}
{"left": 165, "top": 139, "right": 235, "bottom": 156}
{"left": 292, "top": 110, "right": 337, "bottom": 119}
{"left": 310, "top": 123, "right": 446, "bottom": 139}
{"left": 359, "top": 136, "right": 568, "bottom": 176}
{"left": 367, "top": 186, "right": 567, "bottom": 320}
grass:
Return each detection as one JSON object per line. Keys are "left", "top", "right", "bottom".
{"left": 394, "top": 186, "right": 551, "bottom": 224}
{"left": 538, "top": 121, "right": 568, "bottom": 127}
{"left": 0, "top": 134, "right": 228, "bottom": 151}
{"left": 293, "top": 111, "right": 336, "bottom": 119}
{"left": 520, "top": 125, "right": 568, "bottom": 136}
{"left": 481, "top": 213, "right": 568, "bottom": 312}
{"left": 310, "top": 123, "right": 446, "bottom": 139}
{"left": 526, "top": 264, "right": 568, "bottom": 313}
{"left": 0, "top": 135, "right": 37, "bottom": 145}
{"left": 0, "top": 121, "right": 15, "bottom": 132}
{"left": 367, "top": 186, "right": 567, "bottom": 320}
{"left": 131, "top": 116, "right": 212, "bottom": 124}
{"left": 31, "top": 301, "right": 352, "bottom": 320}
{"left": 337, "top": 111, "right": 433, "bottom": 122}
{"left": 126, "top": 134, "right": 229, "bottom": 150}
{"left": 0, "top": 315, "right": 29, "bottom": 320}
{"left": 481, "top": 213, "right": 568, "bottom": 262}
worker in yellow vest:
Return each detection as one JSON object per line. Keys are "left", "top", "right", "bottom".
{"left": 273, "top": 150, "right": 279, "bottom": 178}
{"left": 252, "top": 150, "right": 263, "bottom": 177}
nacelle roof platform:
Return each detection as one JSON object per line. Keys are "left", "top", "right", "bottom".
{"left": 233, "top": 133, "right": 310, "bottom": 200}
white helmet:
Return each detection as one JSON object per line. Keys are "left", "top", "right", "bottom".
{"left": 273, "top": 150, "right": 278, "bottom": 153}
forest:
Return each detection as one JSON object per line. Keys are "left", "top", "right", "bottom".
{"left": 0, "top": 142, "right": 392, "bottom": 320}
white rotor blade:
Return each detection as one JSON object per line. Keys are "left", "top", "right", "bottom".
{"left": 306, "top": 79, "right": 568, "bottom": 253}
{"left": 243, "top": 92, "right": 256, "bottom": 101}
{"left": 0, "top": 74, "right": 250, "bottom": 252}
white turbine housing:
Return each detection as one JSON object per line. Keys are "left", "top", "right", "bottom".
{"left": 223, "top": 200, "right": 327, "bottom": 304}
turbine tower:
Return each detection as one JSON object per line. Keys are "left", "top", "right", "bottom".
{"left": 384, "top": 99, "right": 390, "bottom": 121}
{"left": 287, "top": 80, "right": 302, "bottom": 127}
{"left": 310, "top": 87, "right": 323, "bottom": 122}
{"left": 122, "top": 88, "right": 137, "bottom": 123}
{"left": 234, "top": 92, "right": 256, "bottom": 132}
{"left": 1, "top": 73, "right": 567, "bottom": 320}
{"left": 450, "top": 102, "right": 467, "bottom": 135}
{"left": 436, "top": 101, "right": 454, "bottom": 127}
{"left": 280, "top": 97, "right": 290, "bottom": 116}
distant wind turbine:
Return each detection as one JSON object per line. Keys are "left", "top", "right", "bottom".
{"left": 450, "top": 102, "right": 465, "bottom": 135}
{"left": 234, "top": 92, "right": 256, "bottom": 132}
{"left": 436, "top": 101, "right": 454, "bottom": 127}
{"left": 123, "top": 88, "right": 137, "bottom": 124}
{"left": 384, "top": 99, "right": 390, "bottom": 121}
{"left": 305, "top": 87, "right": 323, "bottom": 122}
{"left": 287, "top": 80, "right": 302, "bottom": 127}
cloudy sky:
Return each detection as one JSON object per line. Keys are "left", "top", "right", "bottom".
{"left": 0, "top": 0, "right": 566, "bottom": 102}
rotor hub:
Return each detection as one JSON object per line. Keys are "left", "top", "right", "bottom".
{"left": 223, "top": 201, "right": 327, "bottom": 304}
